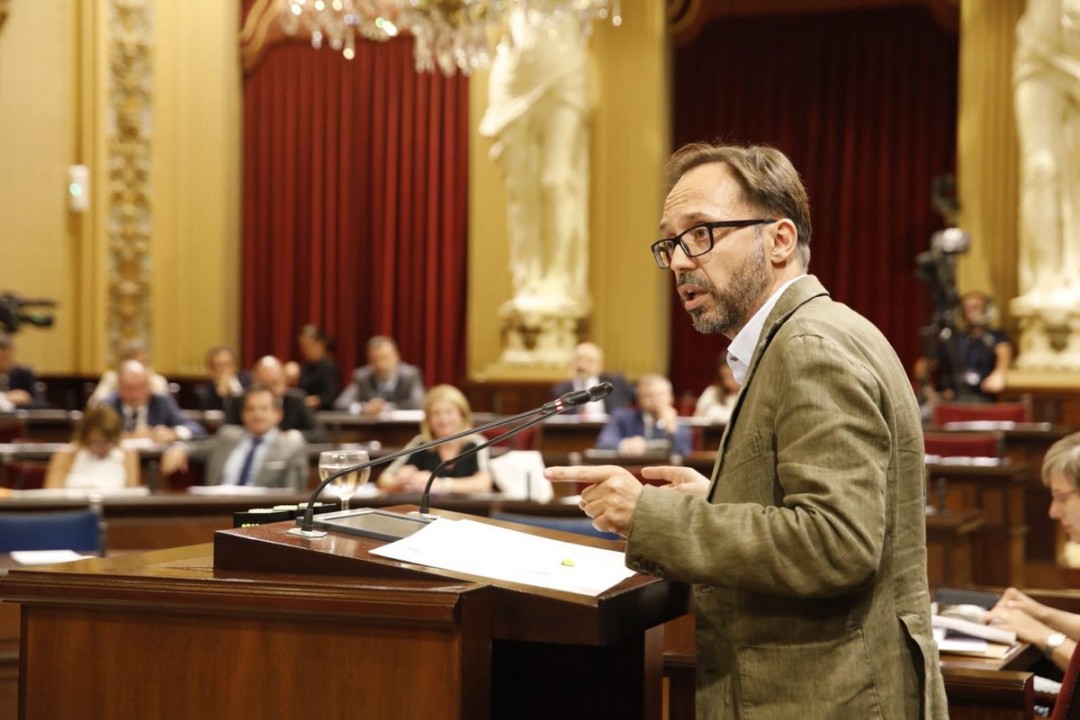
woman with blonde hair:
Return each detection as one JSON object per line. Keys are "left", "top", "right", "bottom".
{"left": 377, "top": 384, "right": 492, "bottom": 495}
{"left": 45, "top": 405, "right": 140, "bottom": 490}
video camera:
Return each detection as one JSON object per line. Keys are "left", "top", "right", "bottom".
{"left": 0, "top": 292, "right": 57, "bottom": 334}
{"left": 915, "top": 227, "right": 970, "bottom": 338}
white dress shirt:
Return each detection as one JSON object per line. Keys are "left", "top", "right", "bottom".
{"left": 726, "top": 275, "right": 807, "bottom": 385}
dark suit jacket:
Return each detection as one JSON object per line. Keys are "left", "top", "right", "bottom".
{"left": 225, "top": 389, "right": 326, "bottom": 443}
{"left": 596, "top": 406, "right": 692, "bottom": 456}
{"left": 333, "top": 363, "right": 425, "bottom": 410}
{"left": 106, "top": 393, "right": 206, "bottom": 438}
{"left": 194, "top": 371, "right": 250, "bottom": 413}
{"left": 299, "top": 357, "right": 340, "bottom": 410}
{"left": 552, "top": 373, "right": 636, "bottom": 413}
{"left": 0, "top": 364, "right": 44, "bottom": 407}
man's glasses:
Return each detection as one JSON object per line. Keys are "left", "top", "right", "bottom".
{"left": 651, "top": 219, "right": 775, "bottom": 269}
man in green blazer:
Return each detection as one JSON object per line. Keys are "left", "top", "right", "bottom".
{"left": 547, "top": 142, "right": 947, "bottom": 718}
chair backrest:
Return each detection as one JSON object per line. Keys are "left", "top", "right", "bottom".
{"left": 0, "top": 509, "right": 102, "bottom": 553}
{"left": 3, "top": 459, "right": 48, "bottom": 490}
{"left": 932, "top": 400, "right": 1032, "bottom": 426}
{"left": 1052, "top": 644, "right": 1080, "bottom": 720}
{"left": 923, "top": 431, "right": 1004, "bottom": 459}
{"left": 491, "top": 512, "right": 619, "bottom": 540}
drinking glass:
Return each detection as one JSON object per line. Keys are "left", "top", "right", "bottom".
{"left": 319, "top": 449, "right": 370, "bottom": 511}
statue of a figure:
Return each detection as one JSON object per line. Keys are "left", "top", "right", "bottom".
{"left": 1014, "top": 0, "right": 1080, "bottom": 309}
{"left": 479, "top": 7, "right": 590, "bottom": 313}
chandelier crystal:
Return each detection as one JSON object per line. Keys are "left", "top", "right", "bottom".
{"left": 280, "top": 0, "right": 621, "bottom": 76}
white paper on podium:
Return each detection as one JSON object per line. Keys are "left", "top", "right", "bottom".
{"left": 370, "top": 518, "right": 636, "bottom": 596}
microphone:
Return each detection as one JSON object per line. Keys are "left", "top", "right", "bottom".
{"left": 288, "top": 383, "right": 613, "bottom": 538}
{"left": 417, "top": 381, "right": 614, "bottom": 515}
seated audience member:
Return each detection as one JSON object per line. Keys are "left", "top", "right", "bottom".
{"left": 295, "top": 325, "right": 339, "bottom": 410}
{"left": 226, "top": 356, "right": 325, "bottom": 443}
{"left": 934, "top": 290, "right": 1012, "bottom": 403}
{"left": 162, "top": 385, "right": 308, "bottom": 491}
{"left": 552, "top": 341, "right": 635, "bottom": 415}
{"left": 44, "top": 405, "right": 140, "bottom": 490}
{"left": 88, "top": 339, "right": 169, "bottom": 406}
{"left": 596, "top": 374, "right": 692, "bottom": 457}
{"left": 694, "top": 355, "right": 740, "bottom": 423}
{"left": 0, "top": 332, "right": 43, "bottom": 409}
{"left": 334, "top": 335, "right": 425, "bottom": 415}
{"left": 196, "top": 346, "right": 247, "bottom": 413}
{"left": 104, "top": 360, "right": 205, "bottom": 442}
{"left": 983, "top": 431, "right": 1080, "bottom": 671}
{"left": 377, "top": 385, "right": 492, "bottom": 495}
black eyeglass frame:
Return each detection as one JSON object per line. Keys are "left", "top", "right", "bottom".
{"left": 651, "top": 218, "right": 776, "bottom": 269}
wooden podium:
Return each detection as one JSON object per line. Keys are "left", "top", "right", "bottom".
{"left": 0, "top": 505, "right": 689, "bottom": 719}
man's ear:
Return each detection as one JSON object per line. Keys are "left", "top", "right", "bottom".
{"left": 770, "top": 219, "right": 799, "bottom": 264}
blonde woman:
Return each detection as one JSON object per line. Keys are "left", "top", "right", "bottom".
{"left": 45, "top": 405, "right": 140, "bottom": 490}
{"left": 377, "top": 385, "right": 492, "bottom": 495}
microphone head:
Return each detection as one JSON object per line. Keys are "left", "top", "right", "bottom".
{"left": 587, "top": 382, "right": 614, "bottom": 401}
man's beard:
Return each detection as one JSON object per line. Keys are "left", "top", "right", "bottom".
{"left": 680, "top": 239, "right": 768, "bottom": 336}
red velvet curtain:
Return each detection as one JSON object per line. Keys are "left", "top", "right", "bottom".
{"left": 668, "top": 6, "right": 958, "bottom": 396}
{"left": 242, "top": 38, "right": 469, "bottom": 387}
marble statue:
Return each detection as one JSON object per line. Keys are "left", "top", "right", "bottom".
{"left": 480, "top": 6, "right": 590, "bottom": 366}
{"left": 1014, "top": 0, "right": 1080, "bottom": 308}
{"left": 1011, "top": 0, "right": 1080, "bottom": 368}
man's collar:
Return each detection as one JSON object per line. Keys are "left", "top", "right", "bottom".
{"left": 727, "top": 274, "right": 807, "bottom": 385}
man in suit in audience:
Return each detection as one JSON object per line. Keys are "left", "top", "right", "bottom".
{"left": 105, "top": 360, "right": 205, "bottom": 442}
{"left": 596, "top": 374, "right": 691, "bottom": 456}
{"left": 195, "top": 346, "right": 248, "bottom": 413}
{"left": 0, "top": 332, "right": 43, "bottom": 409}
{"left": 546, "top": 142, "right": 947, "bottom": 718}
{"left": 334, "top": 335, "right": 425, "bottom": 415}
{"left": 226, "top": 356, "right": 325, "bottom": 443}
{"left": 162, "top": 384, "right": 308, "bottom": 491}
{"left": 552, "top": 342, "right": 635, "bottom": 415}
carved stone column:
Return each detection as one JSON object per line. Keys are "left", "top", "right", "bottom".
{"left": 107, "top": 0, "right": 153, "bottom": 363}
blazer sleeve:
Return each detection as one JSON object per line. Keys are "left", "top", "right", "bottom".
{"left": 283, "top": 436, "right": 309, "bottom": 492}
{"left": 159, "top": 395, "right": 207, "bottom": 438}
{"left": 333, "top": 375, "right": 360, "bottom": 410}
{"left": 398, "top": 367, "right": 426, "bottom": 410}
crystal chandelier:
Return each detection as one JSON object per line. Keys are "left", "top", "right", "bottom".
{"left": 280, "top": 0, "right": 621, "bottom": 76}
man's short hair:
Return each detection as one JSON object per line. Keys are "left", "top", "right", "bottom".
{"left": 367, "top": 335, "right": 398, "bottom": 353}
{"left": 667, "top": 142, "right": 812, "bottom": 267}
{"left": 205, "top": 345, "right": 236, "bottom": 365}
{"left": 243, "top": 383, "right": 283, "bottom": 410}
{"left": 637, "top": 374, "right": 672, "bottom": 393}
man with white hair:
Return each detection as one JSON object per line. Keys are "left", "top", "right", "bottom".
{"left": 551, "top": 342, "right": 635, "bottom": 415}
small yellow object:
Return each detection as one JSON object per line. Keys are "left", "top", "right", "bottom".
{"left": 561, "top": 557, "right": 576, "bottom": 567}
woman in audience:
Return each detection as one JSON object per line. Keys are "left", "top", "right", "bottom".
{"left": 295, "top": 325, "right": 339, "bottom": 410}
{"left": 377, "top": 384, "right": 492, "bottom": 495}
{"left": 984, "top": 432, "right": 1080, "bottom": 671}
{"left": 694, "top": 355, "right": 740, "bottom": 423}
{"left": 44, "top": 405, "right": 140, "bottom": 490}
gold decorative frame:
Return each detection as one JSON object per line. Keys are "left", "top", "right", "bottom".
{"left": 107, "top": 0, "right": 153, "bottom": 362}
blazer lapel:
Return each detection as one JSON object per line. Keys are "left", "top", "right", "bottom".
{"left": 709, "top": 276, "right": 830, "bottom": 485}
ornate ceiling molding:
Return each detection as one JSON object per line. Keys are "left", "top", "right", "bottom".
{"left": 107, "top": 0, "right": 154, "bottom": 361}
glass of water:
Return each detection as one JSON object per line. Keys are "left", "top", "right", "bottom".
{"left": 319, "top": 449, "right": 370, "bottom": 511}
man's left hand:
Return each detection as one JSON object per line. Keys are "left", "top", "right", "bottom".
{"left": 545, "top": 465, "right": 643, "bottom": 536}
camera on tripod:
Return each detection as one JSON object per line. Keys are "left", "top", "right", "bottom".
{"left": 0, "top": 292, "right": 57, "bottom": 334}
